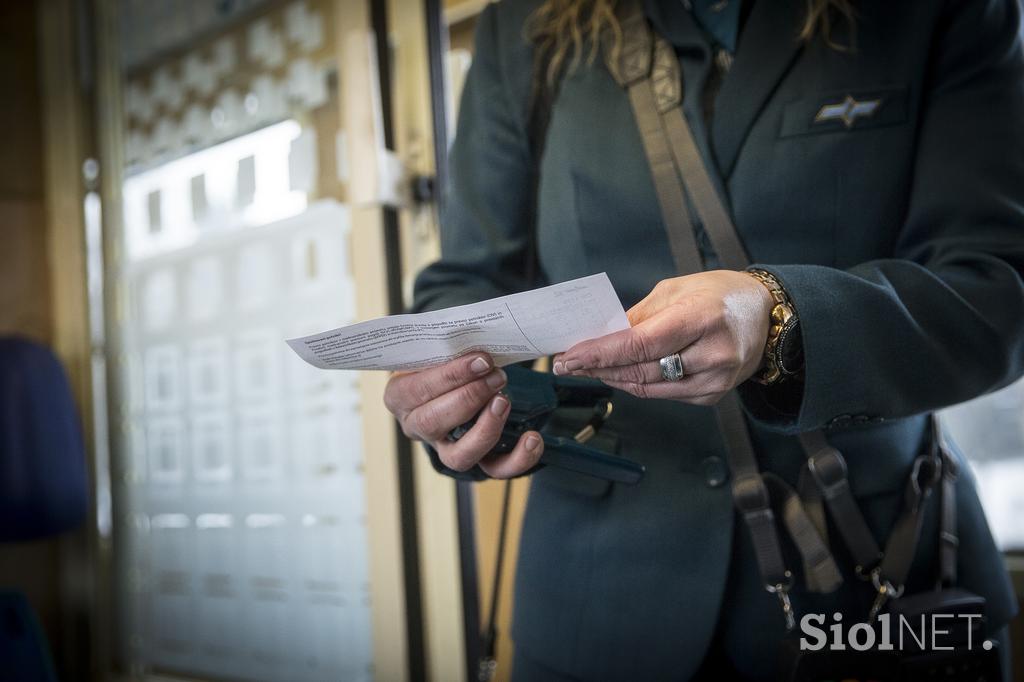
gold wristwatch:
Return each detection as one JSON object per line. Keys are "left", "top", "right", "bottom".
{"left": 746, "top": 268, "right": 803, "bottom": 385}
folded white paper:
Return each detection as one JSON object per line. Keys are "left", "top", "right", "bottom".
{"left": 286, "top": 273, "right": 629, "bottom": 371}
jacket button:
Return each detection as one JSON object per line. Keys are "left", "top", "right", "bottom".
{"left": 703, "top": 456, "right": 728, "bottom": 488}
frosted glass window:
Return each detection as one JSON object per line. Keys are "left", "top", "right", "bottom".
{"left": 238, "top": 407, "right": 284, "bottom": 479}
{"left": 186, "top": 257, "right": 224, "bottom": 322}
{"left": 147, "top": 189, "right": 163, "bottom": 234}
{"left": 144, "top": 345, "right": 182, "bottom": 411}
{"left": 190, "top": 173, "right": 209, "bottom": 223}
{"left": 147, "top": 417, "right": 186, "bottom": 482}
{"left": 233, "top": 329, "right": 282, "bottom": 401}
{"left": 290, "top": 229, "right": 346, "bottom": 295}
{"left": 236, "top": 242, "right": 278, "bottom": 310}
{"left": 188, "top": 337, "right": 229, "bottom": 406}
{"left": 191, "top": 412, "right": 233, "bottom": 481}
{"left": 142, "top": 268, "right": 177, "bottom": 332}
{"left": 117, "top": 122, "right": 371, "bottom": 679}
{"left": 236, "top": 155, "right": 256, "bottom": 207}
{"left": 291, "top": 403, "right": 347, "bottom": 478}
{"left": 942, "top": 377, "right": 1024, "bottom": 550}
{"left": 129, "top": 425, "right": 147, "bottom": 483}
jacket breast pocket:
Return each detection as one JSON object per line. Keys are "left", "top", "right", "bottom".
{"left": 779, "top": 86, "right": 909, "bottom": 139}
{"left": 746, "top": 85, "right": 915, "bottom": 267}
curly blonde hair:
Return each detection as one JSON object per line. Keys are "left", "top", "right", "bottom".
{"left": 527, "top": 0, "right": 856, "bottom": 86}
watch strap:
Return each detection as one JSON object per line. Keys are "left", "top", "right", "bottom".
{"left": 747, "top": 268, "right": 801, "bottom": 385}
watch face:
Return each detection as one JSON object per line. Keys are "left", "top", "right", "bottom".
{"left": 775, "top": 318, "right": 804, "bottom": 375}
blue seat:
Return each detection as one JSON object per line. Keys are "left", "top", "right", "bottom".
{"left": 0, "top": 591, "right": 58, "bottom": 682}
{"left": 0, "top": 337, "right": 88, "bottom": 541}
{"left": 0, "top": 336, "right": 88, "bottom": 681}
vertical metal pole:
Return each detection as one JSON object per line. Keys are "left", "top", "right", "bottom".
{"left": 37, "top": 0, "right": 105, "bottom": 678}
{"left": 368, "top": 1, "right": 426, "bottom": 680}
{"left": 454, "top": 481, "right": 482, "bottom": 682}
{"left": 422, "top": 2, "right": 483, "bottom": 681}
{"left": 92, "top": 0, "right": 124, "bottom": 678}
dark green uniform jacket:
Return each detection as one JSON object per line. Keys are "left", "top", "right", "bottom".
{"left": 413, "top": 0, "right": 1024, "bottom": 678}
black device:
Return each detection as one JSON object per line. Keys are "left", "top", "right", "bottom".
{"left": 449, "top": 365, "right": 646, "bottom": 485}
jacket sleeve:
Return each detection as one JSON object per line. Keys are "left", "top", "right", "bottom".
{"left": 411, "top": 2, "right": 542, "bottom": 315}
{"left": 741, "top": 0, "right": 1024, "bottom": 432}
{"left": 411, "top": 3, "right": 539, "bottom": 481}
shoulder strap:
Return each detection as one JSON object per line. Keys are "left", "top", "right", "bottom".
{"left": 799, "top": 430, "right": 882, "bottom": 574}
{"left": 605, "top": 15, "right": 705, "bottom": 275}
{"left": 655, "top": 69, "right": 750, "bottom": 270}
{"left": 867, "top": 441, "right": 943, "bottom": 619}
{"left": 604, "top": 2, "right": 836, "bottom": 631}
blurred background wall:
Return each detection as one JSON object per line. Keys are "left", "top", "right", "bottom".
{"left": 0, "top": 0, "right": 65, "bottom": 674}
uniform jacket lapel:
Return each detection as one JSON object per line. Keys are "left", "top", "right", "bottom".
{"left": 712, "top": 0, "right": 805, "bottom": 177}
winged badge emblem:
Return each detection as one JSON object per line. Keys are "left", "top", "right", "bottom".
{"left": 814, "top": 95, "right": 883, "bottom": 129}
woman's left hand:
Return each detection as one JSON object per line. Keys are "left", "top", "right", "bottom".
{"left": 553, "top": 270, "right": 774, "bottom": 405}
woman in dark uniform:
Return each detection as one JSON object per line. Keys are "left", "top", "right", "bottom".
{"left": 383, "top": 0, "right": 1024, "bottom": 679}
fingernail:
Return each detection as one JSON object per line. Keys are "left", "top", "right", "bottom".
{"left": 525, "top": 435, "right": 541, "bottom": 453}
{"left": 491, "top": 395, "right": 509, "bottom": 416}
{"left": 552, "top": 361, "right": 564, "bottom": 375}
{"left": 485, "top": 369, "right": 507, "bottom": 390}
{"left": 470, "top": 356, "right": 490, "bottom": 374}
{"left": 563, "top": 359, "right": 583, "bottom": 372}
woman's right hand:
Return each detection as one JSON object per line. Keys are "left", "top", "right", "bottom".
{"left": 383, "top": 353, "right": 544, "bottom": 478}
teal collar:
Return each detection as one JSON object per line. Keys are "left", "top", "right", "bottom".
{"left": 689, "top": 0, "right": 743, "bottom": 53}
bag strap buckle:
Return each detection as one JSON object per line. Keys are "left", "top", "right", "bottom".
{"left": 732, "top": 473, "right": 771, "bottom": 514}
{"left": 806, "top": 446, "right": 850, "bottom": 500}
{"left": 765, "top": 571, "right": 796, "bottom": 631}
{"left": 868, "top": 567, "right": 905, "bottom": 621}
{"left": 907, "top": 453, "right": 942, "bottom": 511}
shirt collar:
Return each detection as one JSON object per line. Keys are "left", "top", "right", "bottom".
{"left": 642, "top": 0, "right": 710, "bottom": 53}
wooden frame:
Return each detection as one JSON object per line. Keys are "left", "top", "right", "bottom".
{"left": 38, "top": 0, "right": 111, "bottom": 679}
{"left": 334, "top": 3, "right": 413, "bottom": 679}
{"left": 388, "top": 1, "right": 469, "bottom": 680}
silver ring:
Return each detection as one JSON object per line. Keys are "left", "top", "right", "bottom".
{"left": 659, "top": 352, "right": 685, "bottom": 382}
